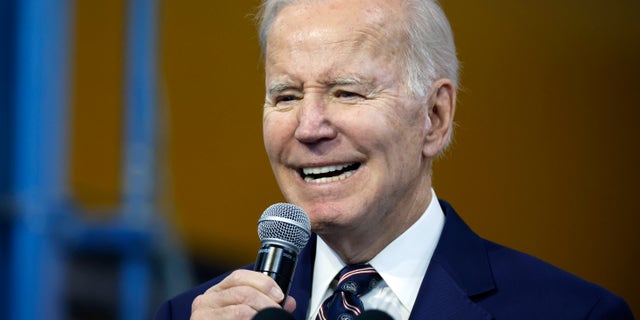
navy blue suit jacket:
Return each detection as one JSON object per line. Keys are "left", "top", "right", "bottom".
{"left": 155, "top": 200, "right": 633, "bottom": 319}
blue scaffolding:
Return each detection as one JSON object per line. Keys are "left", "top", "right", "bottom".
{"left": 0, "top": 0, "right": 190, "bottom": 319}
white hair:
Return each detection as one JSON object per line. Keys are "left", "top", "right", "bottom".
{"left": 256, "top": 0, "right": 459, "bottom": 98}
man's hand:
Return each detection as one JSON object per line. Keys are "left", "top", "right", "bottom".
{"left": 190, "top": 270, "right": 297, "bottom": 320}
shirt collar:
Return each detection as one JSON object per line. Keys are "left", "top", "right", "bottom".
{"left": 309, "top": 189, "right": 445, "bottom": 314}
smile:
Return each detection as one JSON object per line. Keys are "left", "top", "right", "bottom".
{"left": 299, "top": 163, "right": 361, "bottom": 183}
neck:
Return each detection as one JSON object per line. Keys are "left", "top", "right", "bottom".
{"left": 320, "top": 187, "right": 433, "bottom": 264}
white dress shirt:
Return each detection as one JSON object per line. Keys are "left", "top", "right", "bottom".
{"left": 307, "top": 189, "right": 445, "bottom": 320}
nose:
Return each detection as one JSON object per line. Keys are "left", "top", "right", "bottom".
{"left": 293, "top": 96, "right": 337, "bottom": 144}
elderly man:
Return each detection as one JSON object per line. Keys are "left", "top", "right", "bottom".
{"left": 156, "top": 0, "right": 633, "bottom": 319}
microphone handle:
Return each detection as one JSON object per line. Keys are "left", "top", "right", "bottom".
{"left": 254, "top": 244, "right": 298, "bottom": 296}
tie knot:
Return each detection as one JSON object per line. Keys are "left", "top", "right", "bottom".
{"left": 335, "top": 264, "right": 381, "bottom": 297}
{"left": 316, "top": 264, "right": 382, "bottom": 320}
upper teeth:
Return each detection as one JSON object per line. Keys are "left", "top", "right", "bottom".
{"left": 302, "top": 164, "right": 353, "bottom": 175}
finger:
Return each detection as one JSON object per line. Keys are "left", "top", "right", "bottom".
{"left": 196, "top": 284, "right": 282, "bottom": 311}
{"left": 207, "top": 270, "right": 285, "bottom": 303}
{"left": 282, "top": 295, "right": 297, "bottom": 314}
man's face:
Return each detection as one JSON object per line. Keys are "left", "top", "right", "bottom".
{"left": 263, "top": 0, "right": 436, "bottom": 238}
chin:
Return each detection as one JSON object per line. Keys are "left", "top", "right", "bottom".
{"left": 306, "top": 202, "right": 362, "bottom": 227}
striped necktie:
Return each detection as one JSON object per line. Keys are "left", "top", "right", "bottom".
{"left": 316, "top": 264, "right": 382, "bottom": 320}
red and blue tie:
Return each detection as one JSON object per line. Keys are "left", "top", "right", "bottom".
{"left": 316, "top": 264, "right": 382, "bottom": 320}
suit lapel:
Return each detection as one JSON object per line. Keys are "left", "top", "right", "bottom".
{"left": 409, "top": 200, "right": 496, "bottom": 320}
{"left": 409, "top": 261, "right": 492, "bottom": 319}
{"left": 293, "top": 201, "right": 495, "bottom": 319}
{"left": 289, "top": 234, "right": 316, "bottom": 320}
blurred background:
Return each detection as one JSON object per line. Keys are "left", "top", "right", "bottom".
{"left": 0, "top": 0, "right": 638, "bottom": 319}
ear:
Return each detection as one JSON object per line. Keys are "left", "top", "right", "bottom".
{"left": 422, "top": 78, "right": 456, "bottom": 158}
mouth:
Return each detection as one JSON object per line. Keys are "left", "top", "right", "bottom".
{"left": 299, "top": 163, "right": 361, "bottom": 183}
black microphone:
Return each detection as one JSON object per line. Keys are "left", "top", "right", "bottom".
{"left": 355, "top": 310, "right": 395, "bottom": 320}
{"left": 252, "top": 307, "right": 295, "bottom": 320}
{"left": 254, "top": 203, "right": 311, "bottom": 298}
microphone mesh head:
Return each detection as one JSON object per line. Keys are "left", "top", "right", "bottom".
{"left": 257, "top": 203, "right": 311, "bottom": 253}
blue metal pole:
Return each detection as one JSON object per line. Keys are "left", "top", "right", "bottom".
{"left": 123, "top": 0, "right": 158, "bottom": 219}
{"left": 121, "top": 0, "right": 158, "bottom": 319}
{"left": 10, "top": 0, "right": 73, "bottom": 319}
{"left": 0, "top": 0, "right": 17, "bottom": 317}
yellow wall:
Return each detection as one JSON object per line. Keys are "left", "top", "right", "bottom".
{"left": 438, "top": 2, "right": 640, "bottom": 313}
{"left": 71, "top": 0, "right": 125, "bottom": 209}
{"left": 158, "top": 0, "right": 277, "bottom": 262}
{"left": 71, "top": 0, "right": 640, "bottom": 315}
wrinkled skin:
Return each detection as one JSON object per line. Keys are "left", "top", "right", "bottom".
{"left": 191, "top": 0, "right": 456, "bottom": 318}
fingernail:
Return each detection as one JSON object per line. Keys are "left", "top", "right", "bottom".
{"left": 270, "top": 286, "right": 284, "bottom": 301}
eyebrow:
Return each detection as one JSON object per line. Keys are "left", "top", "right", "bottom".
{"left": 330, "top": 77, "right": 380, "bottom": 94}
{"left": 329, "top": 77, "right": 363, "bottom": 86}
{"left": 267, "top": 82, "right": 296, "bottom": 98}
{"left": 266, "top": 76, "right": 371, "bottom": 97}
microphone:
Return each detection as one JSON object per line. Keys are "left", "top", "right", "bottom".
{"left": 254, "top": 203, "right": 311, "bottom": 298}
{"left": 252, "top": 307, "right": 295, "bottom": 320}
{"left": 355, "top": 310, "right": 395, "bottom": 320}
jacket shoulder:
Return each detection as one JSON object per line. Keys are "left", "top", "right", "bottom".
{"left": 436, "top": 200, "right": 633, "bottom": 319}
{"left": 481, "top": 240, "right": 634, "bottom": 319}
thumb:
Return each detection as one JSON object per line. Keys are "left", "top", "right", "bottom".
{"left": 282, "top": 295, "right": 297, "bottom": 314}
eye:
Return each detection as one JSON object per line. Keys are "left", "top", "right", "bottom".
{"left": 335, "top": 90, "right": 363, "bottom": 99}
{"left": 275, "top": 95, "right": 299, "bottom": 104}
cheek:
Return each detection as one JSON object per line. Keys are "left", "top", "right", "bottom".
{"left": 343, "top": 110, "right": 389, "bottom": 145}
{"left": 379, "top": 107, "right": 425, "bottom": 140}
{"left": 263, "top": 112, "right": 295, "bottom": 159}
{"left": 377, "top": 107, "right": 428, "bottom": 159}
{"left": 262, "top": 114, "right": 280, "bottom": 157}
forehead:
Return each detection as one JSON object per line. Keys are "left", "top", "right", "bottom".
{"left": 265, "top": 0, "right": 407, "bottom": 82}
{"left": 277, "top": 0, "right": 398, "bottom": 27}
{"left": 267, "top": 0, "right": 405, "bottom": 54}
